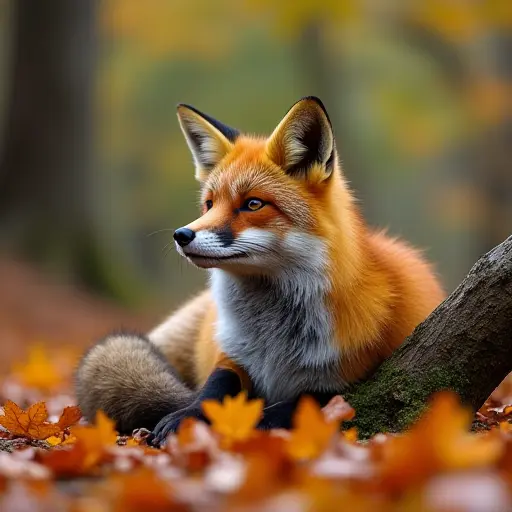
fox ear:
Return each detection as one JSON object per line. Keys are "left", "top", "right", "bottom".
{"left": 266, "top": 97, "right": 335, "bottom": 181}
{"left": 177, "top": 104, "right": 239, "bottom": 180}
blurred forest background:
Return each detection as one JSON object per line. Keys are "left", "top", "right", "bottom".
{"left": 0, "top": 0, "right": 510, "bottom": 364}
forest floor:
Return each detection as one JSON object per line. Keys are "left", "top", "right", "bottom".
{"left": 0, "top": 257, "right": 512, "bottom": 511}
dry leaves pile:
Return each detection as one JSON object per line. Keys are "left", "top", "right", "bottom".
{"left": 1, "top": 346, "right": 512, "bottom": 511}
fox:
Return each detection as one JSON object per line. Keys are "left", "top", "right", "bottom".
{"left": 75, "top": 96, "right": 445, "bottom": 446}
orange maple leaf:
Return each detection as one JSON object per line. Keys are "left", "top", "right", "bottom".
{"left": 40, "top": 442, "right": 91, "bottom": 477}
{"left": 202, "top": 391, "right": 263, "bottom": 447}
{"left": 232, "top": 435, "right": 292, "bottom": 504}
{"left": 12, "top": 345, "right": 62, "bottom": 391}
{"left": 0, "top": 401, "right": 60, "bottom": 440}
{"left": 171, "top": 418, "right": 215, "bottom": 472}
{"left": 378, "top": 392, "right": 503, "bottom": 493}
{"left": 287, "top": 396, "right": 339, "bottom": 460}
{"left": 43, "top": 406, "right": 82, "bottom": 446}
{"left": 57, "top": 405, "right": 82, "bottom": 430}
{"left": 111, "top": 467, "right": 185, "bottom": 512}
{"left": 42, "top": 410, "right": 117, "bottom": 476}
{"left": 71, "top": 410, "right": 118, "bottom": 470}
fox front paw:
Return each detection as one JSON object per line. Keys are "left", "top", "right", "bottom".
{"left": 149, "top": 405, "right": 207, "bottom": 447}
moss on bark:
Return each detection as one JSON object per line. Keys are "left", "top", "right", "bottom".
{"left": 339, "top": 236, "right": 512, "bottom": 439}
{"left": 345, "top": 359, "right": 476, "bottom": 438}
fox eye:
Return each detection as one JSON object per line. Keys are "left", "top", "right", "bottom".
{"left": 242, "top": 198, "right": 265, "bottom": 212}
{"left": 205, "top": 199, "right": 213, "bottom": 211}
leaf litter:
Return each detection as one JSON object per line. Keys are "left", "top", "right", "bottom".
{"left": 1, "top": 344, "right": 512, "bottom": 511}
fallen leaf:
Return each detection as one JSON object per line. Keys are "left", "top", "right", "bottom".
{"left": 342, "top": 427, "right": 358, "bottom": 443}
{"left": 40, "top": 443, "right": 92, "bottom": 477}
{"left": 232, "top": 434, "right": 293, "bottom": 503}
{"left": 41, "top": 412, "right": 117, "bottom": 476}
{"left": 287, "top": 396, "right": 339, "bottom": 460}
{"left": 111, "top": 467, "right": 187, "bottom": 512}
{"left": 46, "top": 432, "right": 77, "bottom": 447}
{"left": 202, "top": 392, "right": 263, "bottom": 447}
{"left": 378, "top": 392, "right": 503, "bottom": 493}
{"left": 45, "top": 436, "right": 63, "bottom": 447}
{"left": 322, "top": 395, "right": 355, "bottom": 423}
{"left": 12, "top": 345, "right": 62, "bottom": 391}
{"left": 57, "top": 405, "right": 82, "bottom": 430}
{"left": 0, "top": 401, "right": 60, "bottom": 440}
{"left": 71, "top": 410, "right": 118, "bottom": 470}
{"left": 176, "top": 417, "right": 196, "bottom": 447}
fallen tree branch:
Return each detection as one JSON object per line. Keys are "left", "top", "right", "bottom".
{"left": 346, "top": 235, "right": 512, "bottom": 438}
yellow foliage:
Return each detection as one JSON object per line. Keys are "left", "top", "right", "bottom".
{"left": 71, "top": 410, "right": 118, "bottom": 471}
{"left": 101, "top": 0, "right": 238, "bottom": 58}
{"left": 12, "top": 345, "right": 62, "bottom": 391}
{"left": 410, "top": 0, "right": 511, "bottom": 43}
{"left": 202, "top": 391, "right": 263, "bottom": 447}
{"left": 246, "top": 0, "right": 358, "bottom": 38}
{"left": 287, "top": 396, "right": 339, "bottom": 460}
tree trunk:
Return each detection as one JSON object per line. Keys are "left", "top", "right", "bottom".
{"left": 346, "top": 235, "right": 512, "bottom": 438}
{"left": 0, "top": 0, "right": 99, "bottom": 285}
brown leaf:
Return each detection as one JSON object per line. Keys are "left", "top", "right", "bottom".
{"left": 56, "top": 405, "right": 82, "bottom": 430}
{"left": 0, "top": 401, "right": 60, "bottom": 440}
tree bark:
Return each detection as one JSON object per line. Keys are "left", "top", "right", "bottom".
{"left": 0, "top": 0, "right": 99, "bottom": 286}
{"left": 346, "top": 235, "right": 512, "bottom": 438}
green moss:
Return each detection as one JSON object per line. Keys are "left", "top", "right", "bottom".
{"left": 344, "top": 359, "right": 470, "bottom": 439}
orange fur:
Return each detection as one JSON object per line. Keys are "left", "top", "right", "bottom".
{"left": 164, "top": 98, "right": 445, "bottom": 392}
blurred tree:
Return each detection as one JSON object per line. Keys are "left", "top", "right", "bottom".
{"left": 405, "top": 2, "right": 512, "bottom": 258}
{"left": 0, "top": 0, "right": 104, "bottom": 289}
{"left": 470, "top": 32, "right": 512, "bottom": 256}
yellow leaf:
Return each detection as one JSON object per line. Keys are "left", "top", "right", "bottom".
{"left": 46, "top": 436, "right": 63, "bottom": 446}
{"left": 287, "top": 396, "right": 339, "bottom": 460}
{"left": 46, "top": 432, "right": 77, "bottom": 447}
{"left": 342, "top": 427, "right": 358, "bottom": 443}
{"left": 71, "top": 410, "right": 118, "bottom": 470}
{"left": 12, "top": 345, "right": 62, "bottom": 391}
{"left": 202, "top": 392, "right": 263, "bottom": 447}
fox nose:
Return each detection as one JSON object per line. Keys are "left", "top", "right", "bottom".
{"left": 173, "top": 227, "right": 196, "bottom": 247}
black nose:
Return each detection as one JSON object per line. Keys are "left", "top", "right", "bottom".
{"left": 173, "top": 227, "right": 196, "bottom": 247}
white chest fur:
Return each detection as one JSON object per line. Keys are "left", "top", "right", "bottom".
{"left": 210, "top": 246, "right": 347, "bottom": 402}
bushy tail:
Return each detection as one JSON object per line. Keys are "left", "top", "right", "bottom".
{"left": 75, "top": 333, "right": 195, "bottom": 434}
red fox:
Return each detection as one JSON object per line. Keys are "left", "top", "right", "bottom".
{"left": 75, "top": 97, "right": 445, "bottom": 446}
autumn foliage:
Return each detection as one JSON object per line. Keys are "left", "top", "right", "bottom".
{"left": 1, "top": 345, "right": 512, "bottom": 510}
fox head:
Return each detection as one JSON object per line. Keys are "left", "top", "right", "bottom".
{"left": 174, "top": 96, "right": 354, "bottom": 275}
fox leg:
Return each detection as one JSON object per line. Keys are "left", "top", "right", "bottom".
{"left": 150, "top": 354, "right": 251, "bottom": 446}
